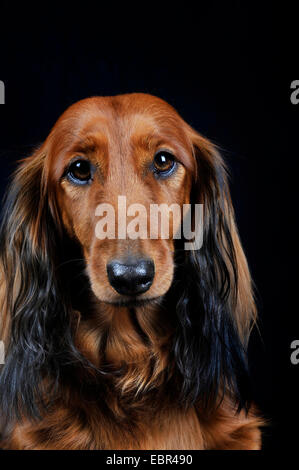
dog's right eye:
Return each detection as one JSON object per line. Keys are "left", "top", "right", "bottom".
{"left": 67, "top": 159, "right": 92, "bottom": 184}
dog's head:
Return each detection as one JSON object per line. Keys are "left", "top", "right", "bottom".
{"left": 0, "top": 94, "right": 256, "bottom": 421}
{"left": 48, "top": 94, "right": 196, "bottom": 304}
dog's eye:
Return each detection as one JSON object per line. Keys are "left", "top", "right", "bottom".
{"left": 153, "top": 151, "right": 176, "bottom": 176}
{"left": 67, "top": 159, "right": 92, "bottom": 184}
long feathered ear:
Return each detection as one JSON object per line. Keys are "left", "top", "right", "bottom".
{"left": 172, "top": 126, "right": 256, "bottom": 411}
{"left": 0, "top": 147, "right": 84, "bottom": 424}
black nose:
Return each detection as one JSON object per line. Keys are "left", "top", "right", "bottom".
{"left": 107, "top": 258, "right": 155, "bottom": 296}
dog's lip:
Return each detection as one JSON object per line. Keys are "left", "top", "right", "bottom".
{"left": 100, "top": 295, "right": 162, "bottom": 307}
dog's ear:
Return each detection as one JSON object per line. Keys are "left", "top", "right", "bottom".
{"left": 189, "top": 128, "right": 256, "bottom": 340}
{"left": 0, "top": 146, "right": 83, "bottom": 424}
{"left": 172, "top": 125, "right": 256, "bottom": 411}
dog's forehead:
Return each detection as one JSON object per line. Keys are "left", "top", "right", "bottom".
{"left": 57, "top": 94, "right": 184, "bottom": 141}
{"left": 48, "top": 94, "right": 194, "bottom": 175}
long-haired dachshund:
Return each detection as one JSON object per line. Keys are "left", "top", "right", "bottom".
{"left": 0, "top": 93, "right": 263, "bottom": 449}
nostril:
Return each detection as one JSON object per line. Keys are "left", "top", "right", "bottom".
{"left": 135, "top": 260, "right": 155, "bottom": 284}
{"left": 108, "top": 262, "right": 129, "bottom": 279}
{"left": 107, "top": 258, "right": 155, "bottom": 296}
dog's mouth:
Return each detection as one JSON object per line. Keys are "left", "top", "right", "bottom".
{"left": 102, "top": 295, "right": 162, "bottom": 308}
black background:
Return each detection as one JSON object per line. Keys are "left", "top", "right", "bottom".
{"left": 0, "top": 1, "right": 297, "bottom": 453}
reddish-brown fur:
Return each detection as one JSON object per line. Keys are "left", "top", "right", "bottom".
{"left": 0, "top": 94, "right": 264, "bottom": 449}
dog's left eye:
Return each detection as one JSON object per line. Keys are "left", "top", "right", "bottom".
{"left": 153, "top": 151, "right": 176, "bottom": 176}
{"left": 67, "top": 159, "right": 92, "bottom": 184}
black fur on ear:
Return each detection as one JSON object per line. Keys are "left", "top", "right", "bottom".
{"left": 169, "top": 129, "right": 256, "bottom": 412}
{"left": 0, "top": 149, "right": 96, "bottom": 426}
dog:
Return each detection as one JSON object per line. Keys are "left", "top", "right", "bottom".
{"left": 0, "top": 93, "right": 263, "bottom": 449}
